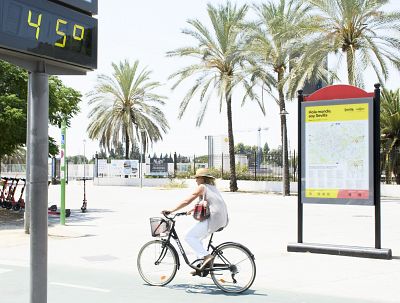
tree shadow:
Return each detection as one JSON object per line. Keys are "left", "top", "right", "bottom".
{"left": 48, "top": 208, "right": 114, "bottom": 226}
{"left": 0, "top": 208, "right": 24, "bottom": 230}
{"left": 0, "top": 207, "right": 114, "bottom": 231}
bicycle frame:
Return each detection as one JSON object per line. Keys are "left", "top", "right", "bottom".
{"left": 160, "top": 216, "right": 233, "bottom": 273}
{"left": 161, "top": 219, "right": 209, "bottom": 271}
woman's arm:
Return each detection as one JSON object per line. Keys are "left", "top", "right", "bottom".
{"left": 162, "top": 185, "right": 205, "bottom": 214}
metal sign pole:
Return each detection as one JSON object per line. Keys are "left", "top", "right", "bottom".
{"left": 24, "top": 73, "right": 32, "bottom": 234}
{"left": 373, "top": 84, "right": 381, "bottom": 249}
{"left": 297, "top": 90, "right": 304, "bottom": 243}
{"left": 29, "top": 69, "right": 49, "bottom": 303}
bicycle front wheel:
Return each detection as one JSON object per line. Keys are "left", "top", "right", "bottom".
{"left": 211, "top": 243, "right": 256, "bottom": 293}
{"left": 137, "top": 240, "right": 178, "bottom": 286}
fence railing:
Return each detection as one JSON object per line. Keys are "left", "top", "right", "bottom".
{"left": 2, "top": 149, "right": 400, "bottom": 185}
{"left": 207, "top": 151, "right": 297, "bottom": 182}
{"left": 0, "top": 163, "right": 94, "bottom": 180}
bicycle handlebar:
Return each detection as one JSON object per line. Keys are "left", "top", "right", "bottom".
{"left": 162, "top": 211, "right": 188, "bottom": 220}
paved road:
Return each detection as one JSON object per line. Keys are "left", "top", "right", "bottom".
{"left": 1, "top": 182, "right": 400, "bottom": 302}
{"left": 0, "top": 262, "right": 384, "bottom": 303}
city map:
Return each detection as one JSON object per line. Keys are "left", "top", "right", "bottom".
{"left": 304, "top": 103, "right": 370, "bottom": 200}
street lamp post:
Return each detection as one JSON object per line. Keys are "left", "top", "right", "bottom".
{"left": 280, "top": 109, "right": 289, "bottom": 196}
{"left": 81, "top": 139, "right": 87, "bottom": 212}
{"left": 257, "top": 127, "right": 261, "bottom": 170}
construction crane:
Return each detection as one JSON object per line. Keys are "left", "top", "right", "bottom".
{"left": 205, "top": 127, "right": 268, "bottom": 169}
{"left": 235, "top": 127, "right": 268, "bottom": 168}
{"left": 234, "top": 127, "right": 269, "bottom": 152}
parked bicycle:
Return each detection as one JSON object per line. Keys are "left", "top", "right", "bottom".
{"left": 137, "top": 212, "right": 256, "bottom": 293}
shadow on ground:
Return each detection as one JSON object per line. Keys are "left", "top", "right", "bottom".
{"left": 0, "top": 208, "right": 24, "bottom": 230}
{"left": 158, "top": 283, "right": 382, "bottom": 303}
{"left": 164, "top": 283, "right": 266, "bottom": 297}
{"left": 0, "top": 208, "right": 114, "bottom": 230}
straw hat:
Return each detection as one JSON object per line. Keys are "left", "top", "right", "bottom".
{"left": 194, "top": 168, "right": 215, "bottom": 179}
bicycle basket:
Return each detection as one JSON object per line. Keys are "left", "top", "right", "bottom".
{"left": 150, "top": 217, "right": 170, "bottom": 237}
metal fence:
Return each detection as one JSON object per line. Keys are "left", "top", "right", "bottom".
{"left": 207, "top": 150, "right": 297, "bottom": 182}
{"left": 2, "top": 149, "right": 400, "bottom": 184}
{"left": 0, "top": 163, "right": 93, "bottom": 180}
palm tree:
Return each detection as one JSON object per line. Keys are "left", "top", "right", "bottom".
{"left": 167, "top": 2, "right": 263, "bottom": 192}
{"left": 380, "top": 88, "right": 400, "bottom": 184}
{"left": 247, "top": 0, "right": 325, "bottom": 195}
{"left": 87, "top": 60, "right": 169, "bottom": 159}
{"left": 305, "top": 0, "right": 400, "bottom": 87}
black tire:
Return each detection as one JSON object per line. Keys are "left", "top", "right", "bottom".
{"left": 12, "top": 204, "right": 21, "bottom": 211}
{"left": 210, "top": 243, "right": 256, "bottom": 293}
{"left": 137, "top": 240, "right": 178, "bottom": 286}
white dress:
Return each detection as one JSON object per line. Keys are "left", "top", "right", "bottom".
{"left": 202, "top": 184, "right": 229, "bottom": 233}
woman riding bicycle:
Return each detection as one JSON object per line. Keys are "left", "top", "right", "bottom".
{"left": 162, "top": 168, "right": 229, "bottom": 274}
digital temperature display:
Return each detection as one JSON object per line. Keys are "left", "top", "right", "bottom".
{"left": 0, "top": 0, "right": 97, "bottom": 70}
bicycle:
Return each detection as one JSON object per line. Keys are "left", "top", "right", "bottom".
{"left": 137, "top": 212, "right": 256, "bottom": 293}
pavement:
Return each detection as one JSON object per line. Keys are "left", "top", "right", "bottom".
{"left": 1, "top": 180, "right": 400, "bottom": 302}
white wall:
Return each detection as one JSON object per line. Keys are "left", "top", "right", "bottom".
{"left": 93, "top": 178, "right": 400, "bottom": 198}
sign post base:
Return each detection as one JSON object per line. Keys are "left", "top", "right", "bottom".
{"left": 287, "top": 243, "right": 392, "bottom": 260}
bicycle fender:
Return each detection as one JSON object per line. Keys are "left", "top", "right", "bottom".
{"left": 213, "top": 242, "right": 255, "bottom": 260}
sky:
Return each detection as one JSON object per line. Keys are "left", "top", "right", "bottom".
{"left": 52, "top": 0, "right": 400, "bottom": 159}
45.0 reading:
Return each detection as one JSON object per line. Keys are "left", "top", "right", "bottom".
{"left": 27, "top": 10, "right": 85, "bottom": 48}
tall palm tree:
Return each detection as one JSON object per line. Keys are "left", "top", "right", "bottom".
{"left": 380, "top": 88, "right": 400, "bottom": 184}
{"left": 247, "top": 0, "right": 325, "bottom": 195}
{"left": 305, "top": 0, "right": 400, "bottom": 87}
{"left": 87, "top": 60, "right": 169, "bottom": 159}
{"left": 167, "top": 2, "right": 263, "bottom": 192}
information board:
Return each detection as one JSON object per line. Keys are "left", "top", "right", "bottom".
{"left": 110, "top": 160, "right": 139, "bottom": 177}
{"left": 97, "top": 159, "right": 107, "bottom": 175}
{"left": 150, "top": 158, "right": 169, "bottom": 175}
{"left": 301, "top": 98, "right": 374, "bottom": 205}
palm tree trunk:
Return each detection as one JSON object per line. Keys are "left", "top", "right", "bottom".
{"left": 226, "top": 95, "right": 238, "bottom": 192}
{"left": 385, "top": 153, "right": 391, "bottom": 184}
{"left": 346, "top": 48, "right": 356, "bottom": 86}
{"left": 125, "top": 129, "right": 130, "bottom": 160}
{"left": 278, "top": 70, "right": 290, "bottom": 196}
{"left": 124, "top": 129, "right": 129, "bottom": 178}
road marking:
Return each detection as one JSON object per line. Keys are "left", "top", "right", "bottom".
{"left": 0, "top": 260, "right": 29, "bottom": 267}
{"left": 50, "top": 282, "right": 111, "bottom": 293}
{"left": 0, "top": 268, "right": 12, "bottom": 274}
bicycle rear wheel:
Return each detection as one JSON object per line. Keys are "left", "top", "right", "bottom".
{"left": 137, "top": 240, "right": 178, "bottom": 286}
{"left": 210, "top": 243, "right": 256, "bottom": 293}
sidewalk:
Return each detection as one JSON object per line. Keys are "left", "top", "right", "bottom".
{"left": 1, "top": 181, "right": 400, "bottom": 302}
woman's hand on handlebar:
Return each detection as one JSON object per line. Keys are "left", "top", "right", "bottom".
{"left": 161, "top": 210, "right": 172, "bottom": 216}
